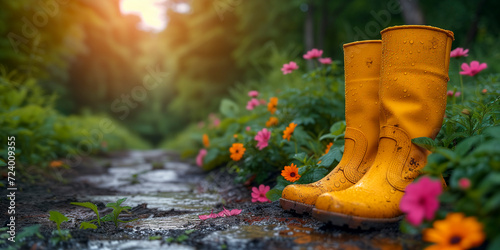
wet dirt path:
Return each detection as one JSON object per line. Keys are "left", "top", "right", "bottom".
{"left": 3, "top": 150, "right": 424, "bottom": 249}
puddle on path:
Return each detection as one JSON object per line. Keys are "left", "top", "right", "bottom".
{"left": 85, "top": 192, "right": 222, "bottom": 212}
{"left": 202, "top": 216, "right": 418, "bottom": 249}
{"left": 87, "top": 240, "right": 194, "bottom": 250}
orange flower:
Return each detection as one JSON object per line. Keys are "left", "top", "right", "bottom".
{"left": 266, "top": 117, "right": 278, "bottom": 127}
{"left": 203, "top": 134, "right": 210, "bottom": 148}
{"left": 233, "top": 134, "right": 238, "bottom": 138}
{"left": 229, "top": 143, "right": 246, "bottom": 161}
{"left": 283, "top": 122, "right": 297, "bottom": 141}
{"left": 50, "top": 160, "right": 64, "bottom": 168}
{"left": 324, "top": 142, "right": 333, "bottom": 155}
{"left": 267, "top": 97, "right": 278, "bottom": 114}
{"left": 423, "top": 213, "right": 485, "bottom": 250}
{"left": 281, "top": 163, "right": 301, "bottom": 182}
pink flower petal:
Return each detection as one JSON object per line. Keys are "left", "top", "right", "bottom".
{"left": 406, "top": 207, "right": 424, "bottom": 226}
{"left": 230, "top": 209, "right": 242, "bottom": 215}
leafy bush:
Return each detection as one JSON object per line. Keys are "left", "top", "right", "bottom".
{"left": 0, "top": 70, "right": 150, "bottom": 173}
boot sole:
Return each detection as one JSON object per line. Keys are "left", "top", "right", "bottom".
{"left": 312, "top": 208, "right": 404, "bottom": 230}
{"left": 279, "top": 198, "right": 314, "bottom": 215}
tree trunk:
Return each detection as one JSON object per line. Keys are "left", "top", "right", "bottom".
{"left": 304, "top": 1, "right": 315, "bottom": 70}
{"left": 399, "top": 0, "right": 425, "bottom": 25}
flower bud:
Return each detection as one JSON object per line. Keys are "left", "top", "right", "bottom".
{"left": 461, "top": 109, "right": 471, "bottom": 116}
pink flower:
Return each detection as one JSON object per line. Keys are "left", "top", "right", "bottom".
{"left": 217, "top": 207, "right": 242, "bottom": 217}
{"left": 460, "top": 61, "right": 487, "bottom": 76}
{"left": 196, "top": 149, "right": 207, "bottom": 167}
{"left": 259, "top": 99, "right": 267, "bottom": 105}
{"left": 450, "top": 47, "right": 469, "bottom": 58}
{"left": 318, "top": 57, "right": 332, "bottom": 64}
{"left": 251, "top": 184, "right": 271, "bottom": 203}
{"left": 254, "top": 128, "right": 271, "bottom": 150}
{"left": 458, "top": 178, "right": 471, "bottom": 190}
{"left": 400, "top": 176, "right": 442, "bottom": 226}
{"left": 248, "top": 90, "right": 259, "bottom": 98}
{"left": 213, "top": 118, "right": 220, "bottom": 127}
{"left": 246, "top": 126, "right": 251, "bottom": 131}
{"left": 303, "top": 48, "right": 323, "bottom": 60}
{"left": 281, "top": 61, "right": 299, "bottom": 75}
{"left": 447, "top": 91, "right": 461, "bottom": 97}
{"left": 246, "top": 98, "right": 260, "bottom": 110}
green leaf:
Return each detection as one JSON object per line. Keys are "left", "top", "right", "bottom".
{"left": 184, "top": 229, "right": 195, "bottom": 235}
{"left": 79, "top": 222, "right": 97, "bottom": 230}
{"left": 488, "top": 235, "right": 500, "bottom": 250}
{"left": 16, "top": 225, "right": 44, "bottom": 240}
{"left": 292, "top": 153, "right": 307, "bottom": 164}
{"left": 166, "top": 237, "right": 175, "bottom": 243}
{"left": 176, "top": 234, "right": 189, "bottom": 242}
{"left": 49, "top": 211, "right": 69, "bottom": 231}
{"left": 411, "top": 137, "right": 437, "bottom": 152}
{"left": 330, "top": 121, "right": 346, "bottom": 136}
{"left": 219, "top": 99, "right": 240, "bottom": 118}
{"left": 318, "top": 147, "right": 342, "bottom": 167}
{"left": 71, "top": 202, "right": 100, "bottom": 226}
{"left": 266, "top": 188, "right": 283, "bottom": 202}
{"left": 149, "top": 236, "right": 162, "bottom": 240}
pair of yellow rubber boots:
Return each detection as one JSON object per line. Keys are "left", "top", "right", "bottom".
{"left": 280, "top": 25, "right": 454, "bottom": 229}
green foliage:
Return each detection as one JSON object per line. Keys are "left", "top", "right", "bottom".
{"left": 48, "top": 211, "right": 72, "bottom": 245}
{"left": 422, "top": 126, "right": 500, "bottom": 242}
{"left": 49, "top": 211, "right": 69, "bottom": 231}
{"left": 165, "top": 229, "right": 195, "bottom": 244}
{"left": 0, "top": 71, "right": 150, "bottom": 174}
{"left": 71, "top": 202, "right": 101, "bottom": 227}
{"left": 103, "top": 198, "right": 134, "bottom": 228}
{"left": 0, "top": 225, "right": 44, "bottom": 250}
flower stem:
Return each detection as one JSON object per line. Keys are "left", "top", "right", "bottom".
{"left": 459, "top": 65, "right": 464, "bottom": 103}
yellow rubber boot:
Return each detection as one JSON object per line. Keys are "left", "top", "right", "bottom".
{"left": 280, "top": 40, "right": 382, "bottom": 214}
{"left": 313, "top": 25, "right": 454, "bottom": 229}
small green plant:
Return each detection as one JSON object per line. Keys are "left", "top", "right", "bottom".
{"left": 101, "top": 198, "right": 135, "bottom": 227}
{"left": 70, "top": 202, "right": 101, "bottom": 228}
{"left": 48, "top": 211, "right": 72, "bottom": 245}
{"left": 165, "top": 229, "right": 195, "bottom": 243}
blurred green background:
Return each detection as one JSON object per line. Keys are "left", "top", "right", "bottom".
{"left": 1, "top": 0, "right": 499, "bottom": 147}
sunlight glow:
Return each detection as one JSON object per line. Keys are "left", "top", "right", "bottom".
{"left": 120, "top": 0, "right": 168, "bottom": 32}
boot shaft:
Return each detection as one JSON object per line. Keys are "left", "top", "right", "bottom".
{"left": 380, "top": 25, "right": 454, "bottom": 139}
{"left": 343, "top": 41, "right": 381, "bottom": 161}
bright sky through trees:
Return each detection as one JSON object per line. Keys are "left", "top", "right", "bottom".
{"left": 119, "top": 0, "right": 169, "bottom": 32}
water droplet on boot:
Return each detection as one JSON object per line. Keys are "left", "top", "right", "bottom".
{"left": 409, "top": 40, "right": 414, "bottom": 44}
{"left": 403, "top": 40, "right": 407, "bottom": 44}
{"left": 334, "top": 182, "right": 340, "bottom": 188}
{"left": 390, "top": 189, "right": 396, "bottom": 194}
{"left": 340, "top": 178, "right": 346, "bottom": 183}
{"left": 394, "top": 77, "right": 398, "bottom": 81}
{"left": 375, "top": 101, "right": 378, "bottom": 105}
{"left": 404, "top": 72, "right": 407, "bottom": 75}
{"left": 403, "top": 89, "right": 407, "bottom": 93}
{"left": 411, "top": 63, "right": 415, "bottom": 66}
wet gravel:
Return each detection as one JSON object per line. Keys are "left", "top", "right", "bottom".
{"left": 0, "top": 150, "right": 423, "bottom": 250}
